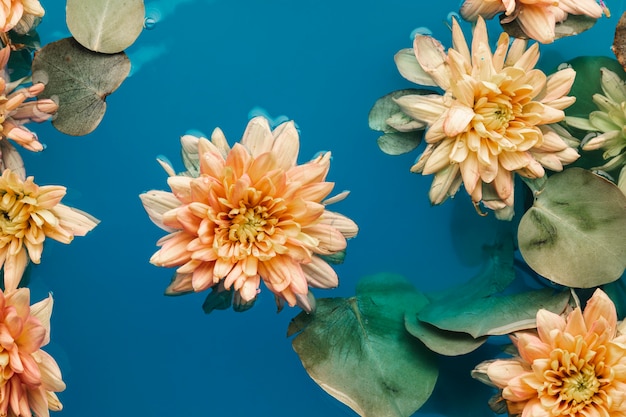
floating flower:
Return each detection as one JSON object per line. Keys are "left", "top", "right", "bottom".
{"left": 0, "top": 169, "right": 99, "bottom": 291}
{"left": 566, "top": 68, "right": 626, "bottom": 173}
{"left": 0, "top": 0, "right": 44, "bottom": 33}
{"left": 473, "top": 289, "right": 626, "bottom": 416}
{"left": 140, "top": 117, "right": 358, "bottom": 312}
{"left": 459, "top": 0, "right": 608, "bottom": 44}
{"left": 393, "top": 17, "right": 578, "bottom": 217}
{"left": 0, "top": 47, "right": 57, "bottom": 153}
{"left": 0, "top": 288, "right": 65, "bottom": 417}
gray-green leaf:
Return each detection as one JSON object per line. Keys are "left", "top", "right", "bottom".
{"left": 66, "top": 0, "right": 145, "bottom": 53}
{"left": 518, "top": 168, "right": 626, "bottom": 288}
{"left": 288, "top": 273, "right": 437, "bottom": 417}
{"left": 32, "top": 37, "right": 131, "bottom": 136}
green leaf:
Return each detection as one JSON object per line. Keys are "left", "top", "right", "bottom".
{"left": 565, "top": 56, "right": 626, "bottom": 117}
{"left": 518, "top": 168, "right": 626, "bottom": 288}
{"left": 369, "top": 89, "right": 431, "bottom": 133}
{"left": 32, "top": 37, "right": 131, "bottom": 136}
{"left": 419, "top": 289, "right": 571, "bottom": 338}
{"left": 428, "top": 232, "right": 516, "bottom": 302}
{"left": 66, "top": 0, "right": 145, "bottom": 53}
{"left": 404, "top": 316, "right": 487, "bottom": 356}
{"left": 369, "top": 89, "right": 434, "bottom": 156}
{"left": 288, "top": 273, "right": 437, "bottom": 417}
{"left": 376, "top": 132, "right": 423, "bottom": 156}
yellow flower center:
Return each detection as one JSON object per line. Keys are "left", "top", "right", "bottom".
{"left": 474, "top": 94, "right": 514, "bottom": 132}
{"left": 561, "top": 365, "right": 600, "bottom": 404}
{"left": 0, "top": 192, "right": 31, "bottom": 238}
{"left": 213, "top": 190, "right": 285, "bottom": 261}
{"left": 538, "top": 342, "right": 612, "bottom": 415}
{"left": 228, "top": 203, "right": 272, "bottom": 244}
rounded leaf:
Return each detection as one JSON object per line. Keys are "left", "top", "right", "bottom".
{"left": 518, "top": 168, "right": 626, "bottom": 287}
{"left": 288, "top": 274, "right": 437, "bottom": 417}
{"left": 32, "top": 37, "right": 131, "bottom": 136}
{"left": 66, "top": 0, "right": 145, "bottom": 53}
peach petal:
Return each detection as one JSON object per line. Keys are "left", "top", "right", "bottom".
{"left": 302, "top": 256, "right": 339, "bottom": 289}
{"left": 584, "top": 289, "right": 617, "bottom": 335}
{"left": 241, "top": 116, "right": 274, "bottom": 157}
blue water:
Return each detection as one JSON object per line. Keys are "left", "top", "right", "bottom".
{"left": 17, "top": 1, "right": 626, "bottom": 416}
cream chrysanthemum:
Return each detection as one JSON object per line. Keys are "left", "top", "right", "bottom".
{"left": 473, "top": 289, "right": 626, "bottom": 417}
{"left": 393, "top": 17, "right": 579, "bottom": 217}
{"left": 141, "top": 117, "right": 358, "bottom": 312}
{"left": 0, "top": 169, "right": 99, "bottom": 291}
{"left": 460, "top": 0, "right": 607, "bottom": 44}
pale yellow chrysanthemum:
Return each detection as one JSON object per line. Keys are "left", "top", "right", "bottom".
{"left": 567, "top": 68, "right": 626, "bottom": 173}
{"left": 0, "top": 169, "right": 99, "bottom": 291}
{"left": 460, "top": 0, "right": 608, "bottom": 44}
{"left": 140, "top": 117, "right": 358, "bottom": 312}
{"left": 393, "top": 17, "right": 579, "bottom": 217}
{"left": 473, "top": 289, "right": 626, "bottom": 417}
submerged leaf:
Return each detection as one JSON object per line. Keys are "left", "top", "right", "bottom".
{"left": 288, "top": 273, "right": 437, "bottom": 417}
{"left": 404, "top": 316, "right": 487, "bottom": 356}
{"left": 66, "top": 0, "right": 145, "bottom": 53}
{"left": 518, "top": 168, "right": 626, "bottom": 288}
{"left": 419, "top": 289, "right": 571, "bottom": 338}
{"left": 428, "top": 232, "right": 516, "bottom": 302}
{"left": 565, "top": 56, "right": 626, "bottom": 117}
{"left": 32, "top": 37, "right": 130, "bottom": 136}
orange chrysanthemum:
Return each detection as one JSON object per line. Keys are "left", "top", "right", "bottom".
{"left": 394, "top": 17, "right": 579, "bottom": 217}
{"left": 474, "top": 289, "right": 626, "bottom": 417}
{"left": 460, "top": 0, "right": 608, "bottom": 44}
{"left": 0, "top": 288, "right": 65, "bottom": 417}
{"left": 0, "top": 169, "right": 99, "bottom": 291}
{"left": 141, "top": 117, "right": 358, "bottom": 312}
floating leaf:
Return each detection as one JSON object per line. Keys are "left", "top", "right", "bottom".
{"left": 66, "top": 0, "right": 145, "bottom": 53}
{"left": 414, "top": 233, "right": 569, "bottom": 338}
{"left": 369, "top": 89, "right": 433, "bottom": 155}
{"left": 32, "top": 37, "right": 131, "bottom": 136}
{"left": 369, "top": 89, "right": 432, "bottom": 133}
{"left": 404, "top": 316, "right": 487, "bottom": 356}
{"left": 428, "top": 232, "right": 516, "bottom": 302}
{"left": 500, "top": 13, "right": 596, "bottom": 42}
{"left": 518, "top": 168, "right": 626, "bottom": 288}
{"left": 288, "top": 273, "right": 437, "bottom": 417}
{"left": 565, "top": 56, "right": 626, "bottom": 117}
{"left": 377, "top": 132, "right": 422, "bottom": 156}
{"left": 419, "top": 289, "right": 571, "bottom": 338}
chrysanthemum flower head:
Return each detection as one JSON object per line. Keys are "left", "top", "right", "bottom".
{"left": 0, "top": 0, "right": 44, "bottom": 33}
{"left": 393, "top": 16, "right": 579, "bottom": 217}
{"left": 0, "top": 169, "right": 99, "bottom": 291}
{"left": 473, "top": 289, "right": 626, "bottom": 417}
{"left": 567, "top": 68, "right": 626, "bottom": 173}
{"left": 0, "top": 287, "right": 65, "bottom": 417}
{"left": 0, "top": 47, "right": 56, "bottom": 153}
{"left": 460, "top": 0, "right": 608, "bottom": 44}
{"left": 140, "top": 117, "right": 358, "bottom": 313}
